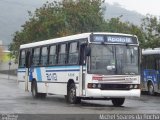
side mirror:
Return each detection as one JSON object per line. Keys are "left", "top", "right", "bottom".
{"left": 85, "top": 46, "right": 91, "bottom": 56}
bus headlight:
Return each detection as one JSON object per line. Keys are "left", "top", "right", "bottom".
{"left": 87, "top": 83, "right": 100, "bottom": 89}
{"left": 98, "top": 84, "right": 101, "bottom": 88}
{"left": 129, "top": 85, "right": 134, "bottom": 89}
{"left": 92, "top": 84, "right": 97, "bottom": 88}
{"left": 134, "top": 85, "right": 138, "bottom": 89}
{"left": 129, "top": 84, "right": 140, "bottom": 89}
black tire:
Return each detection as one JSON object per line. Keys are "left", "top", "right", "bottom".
{"left": 148, "top": 82, "right": 155, "bottom": 95}
{"left": 112, "top": 98, "right": 125, "bottom": 107}
{"left": 32, "top": 81, "right": 38, "bottom": 98}
{"left": 67, "top": 83, "right": 81, "bottom": 104}
{"left": 32, "top": 81, "right": 46, "bottom": 98}
{"left": 39, "top": 93, "right": 47, "bottom": 99}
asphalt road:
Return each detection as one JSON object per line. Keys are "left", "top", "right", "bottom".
{"left": 0, "top": 74, "right": 160, "bottom": 119}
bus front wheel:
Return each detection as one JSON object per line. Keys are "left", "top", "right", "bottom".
{"left": 67, "top": 83, "right": 81, "bottom": 104}
{"left": 32, "top": 81, "right": 46, "bottom": 98}
{"left": 148, "top": 82, "right": 155, "bottom": 95}
{"left": 111, "top": 98, "right": 125, "bottom": 107}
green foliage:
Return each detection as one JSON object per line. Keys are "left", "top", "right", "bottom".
{"left": 104, "top": 17, "right": 145, "bottom": 47}
{"left": 2, "top": 53, "right": 10, "bottom": 62}
{"left": 12, "top": 0, "right": 160, "bottom": 61}
{"left": 10, "top": 0, "right": 105, "bottom": 60}
{"left": 141, "top": 14, "right": 160, "bottom": 48}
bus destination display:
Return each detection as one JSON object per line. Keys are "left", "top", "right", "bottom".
{"left": 91, "top": 35, "right": 138, "bottom": 44}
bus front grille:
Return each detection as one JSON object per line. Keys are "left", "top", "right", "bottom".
{"left": 100, "top": 84, "right": 130, "bottom": 90}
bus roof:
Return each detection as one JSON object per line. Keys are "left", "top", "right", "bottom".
{"left": 20, "top": 32, "right": 137, "bottom": 49}
{"left": 142, "top": 48, "right": 160, "bottom": 55}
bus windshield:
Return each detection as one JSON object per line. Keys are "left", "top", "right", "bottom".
{"left": 89, "top": 44, "right": 139, "bottom": 75}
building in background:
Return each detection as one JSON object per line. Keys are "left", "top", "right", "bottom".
{"left": 0, "top": 40, "right": 18, "bottom": 75}
{"left": 0, "top": 40, "right": 3, "bottom": 63}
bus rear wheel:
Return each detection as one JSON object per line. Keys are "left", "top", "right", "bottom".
{"left": 111, "top": 98, "right": 125, "bottom": 107}
{"left": 148, "top": 82, "right": 155, "bottom": 95}
{"left": 67, "top": 83, "right": 81, "bottom": 104}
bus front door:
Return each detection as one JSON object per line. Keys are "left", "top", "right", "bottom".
{"left": 25, "top": 51, "right": 31, "bottom": 91}
{"left": 80, "top": 43, "right": 87, "bottom": 96}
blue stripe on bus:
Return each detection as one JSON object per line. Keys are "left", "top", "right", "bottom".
{"left": 45, "top": 66, "right": 81, "bottom": 72}
{"left": 46, "top": 69, "right": 80, "bottom": 72}
{"left": 36, "top": 68, "right": 42, "bottom": 81}
{"left": 45, "top": 66, "right": 80, "bottom": 69}
{"left": 45, "top": 66, "right": 80, "bottom": 72}
{"left": 18, "top": 66, "right": 86, "bottom": 73}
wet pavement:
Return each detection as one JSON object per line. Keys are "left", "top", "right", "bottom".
{"left": 0, "top": 74, "right": 160, "bottom": 119}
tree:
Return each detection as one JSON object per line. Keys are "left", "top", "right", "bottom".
{"left": 10, "top": 0, "right": 105, "bottom": 60}
{"left": 104, "top": 17, "right": 146, "bottom": 47}
{"left": 141, "top": 14, "right": 160, "bottom": 48}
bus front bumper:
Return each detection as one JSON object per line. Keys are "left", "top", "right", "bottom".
{"left": 85, "top": 89, "right": 141, "bottom": 98}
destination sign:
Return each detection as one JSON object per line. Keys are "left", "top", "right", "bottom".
{"left": 91, "top": 34, "right": 138, "bottom": 44}
{"left": 93, "top": 36, "right": 104, "bottom": 42}
{"left": 107, "top": 36, "right": 132, "bottom": 43}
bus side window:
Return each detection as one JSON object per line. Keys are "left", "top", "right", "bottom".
{"left": 68, "top": 42, "right": 79, "bottom": 64}
{"left": 149, "top": 55, "right": 155, "bottom": 70}
{"left": 49, "top": 45, "right": 57, "bottom": 65}
{"left": 32, "top": 47, "right": 40, "bottom": 66}
{"left": 19, "top": 50, "right": 26, "bottom": 67}
{"left": 40, "top": 46, "right": 48, "bottom": 66}
{"left": 58, "top": 44, "right": 67, "bottom": 65}
{"left": 155, "top": 56, "right": 160, "bottom": 70}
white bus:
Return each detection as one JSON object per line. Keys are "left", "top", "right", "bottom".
{"left": 18, "top": 32, "right": 140, "bottom": 106}
{"left": 141, "top": 48, "right": 160, "bottom": 95}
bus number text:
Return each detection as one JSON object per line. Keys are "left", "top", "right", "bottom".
{"left": 46, "top": 73, "right": 57, "bottom": 81}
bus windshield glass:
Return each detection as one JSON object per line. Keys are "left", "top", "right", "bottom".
{"left": 89, "top": 44, "right": 139, "bottom": 75}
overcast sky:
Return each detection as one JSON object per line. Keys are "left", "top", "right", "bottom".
{"left": 106, "top": 0, "right": 160, "bottom": 16}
